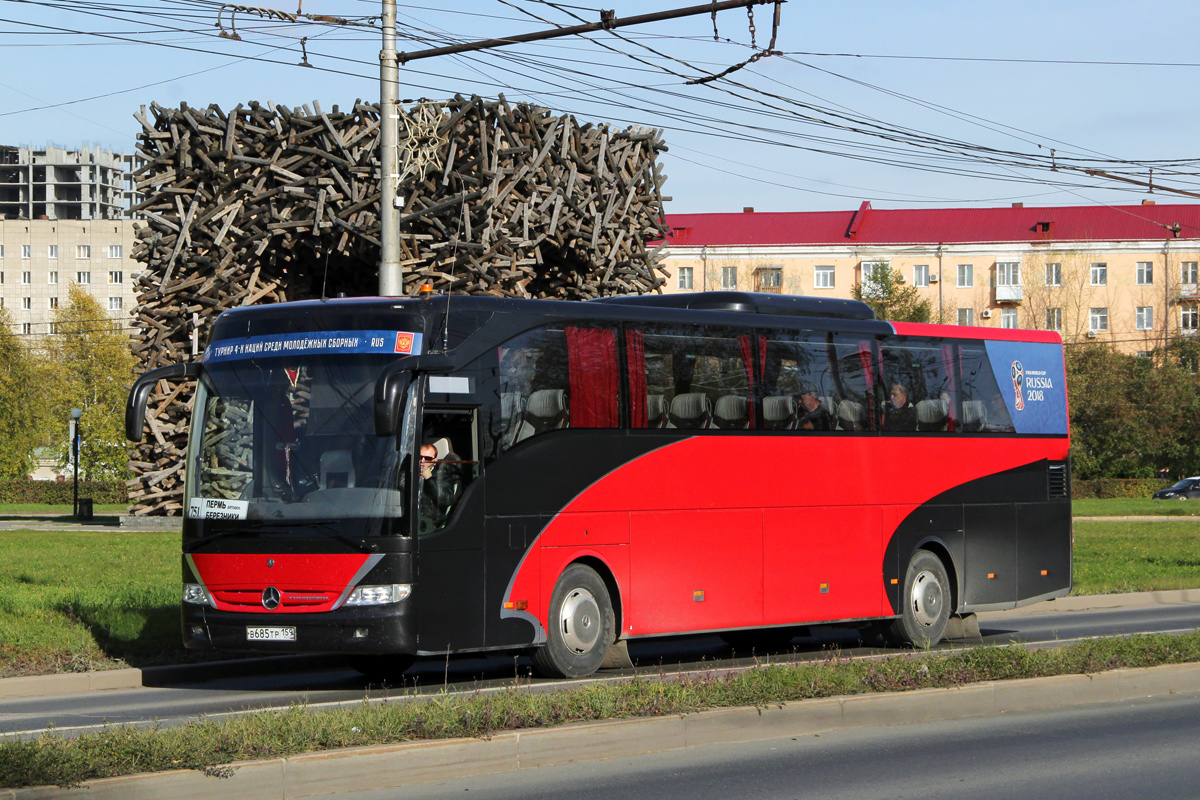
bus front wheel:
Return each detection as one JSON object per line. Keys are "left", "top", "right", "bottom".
{"left": 532, "top": 564, "right": 615, "bottom": 679}
{"left": 888, "top": 550, "right": 950, "bottom": 648}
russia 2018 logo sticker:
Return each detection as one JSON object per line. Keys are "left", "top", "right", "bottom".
{"left": 1011, "top": 361, "right": 1025, "bottom": 411}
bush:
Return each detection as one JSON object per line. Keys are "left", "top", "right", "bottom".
{"left": 0, "top": 479, "right": 127, "bottom": 505}
{"left": 1072, "top": 478, "right": 1165, "bottom": 499}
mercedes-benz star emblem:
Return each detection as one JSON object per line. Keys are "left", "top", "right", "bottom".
{"left": 261, "top": 586, "right": 281, "bottom": 610}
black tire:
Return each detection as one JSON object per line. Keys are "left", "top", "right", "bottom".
{"left": 346, "top": 653, "right": 416, "bottom": 683}
{"left": 531, "top": 564, "right": 615, "bottom": 679}
{"left": 887, "top": 550, "right": 951, "bottom": 648}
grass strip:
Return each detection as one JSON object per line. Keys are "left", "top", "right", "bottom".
{"left": 1072, "top": 498, "right": 1200, "bottom": 517}
{"left": 4, "top": 632, "right": 1200, "bottom": 789}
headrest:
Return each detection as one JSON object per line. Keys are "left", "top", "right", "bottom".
{"left": 526, "top": 389, "right": 567, "bottom": 421}
{"left": 426, "top": 437, "right": 452, "bottom": 461}
{"left": 646, "top": 394, "right": 666, "bottom": 420}
{"left": 763, "top": 395, "right": 797, "bottom": 430}
{"left": 669, "top": 392, "right": 711, "bottom": 428}
{"left": 837, "top": 399, "right": 865, "bottom": 430}
{"left": 319, "top": 449, "right": 355, "bottom": 489}
{"left": 916, "top": 399, "right": 946, "bottom": 424}
{"left": 961, "top": 400, "right": 985, "bottom": 425}
{"left": 713, "top": 395, "right": 749, "bottom": 429}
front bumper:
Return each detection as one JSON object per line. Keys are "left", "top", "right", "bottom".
{"left": 183, "top": 602, "right": 416, "bottom": 654}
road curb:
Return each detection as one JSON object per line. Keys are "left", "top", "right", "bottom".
{"left": 8, "top": 661, "right": 1200, "bottom": 799}
{"left": 3, "top": 589, "right": 1198, "bottom": 701}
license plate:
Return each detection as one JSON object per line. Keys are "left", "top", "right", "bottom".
{"left": 246, "top": 626, "right": 296, "bottom": 642}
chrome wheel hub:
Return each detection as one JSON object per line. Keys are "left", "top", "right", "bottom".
{"left": 559, "top": 587, "right": 600, "bottom": 654}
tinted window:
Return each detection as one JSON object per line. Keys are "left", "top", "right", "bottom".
{"left": 959, "top": 342, "right": 1014, "bottom": 432}
{"left": 880, "top": 340, "right": 957, "bottom": 433}
{"left": 631, "top": 325, "right": 752, "bottom": 430}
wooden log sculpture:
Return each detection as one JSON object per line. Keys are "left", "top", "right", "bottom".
{"left": 126, "top": 95, "right": 670, "bottom": 515}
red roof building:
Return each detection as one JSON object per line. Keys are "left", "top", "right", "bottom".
{"left": 660, "top": 202, "right": 1200, "bottom": 352}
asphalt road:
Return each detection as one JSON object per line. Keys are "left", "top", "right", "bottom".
{"left": 314, "top": 693, "right": 1200, "bottom": 800}
{"left": 3, "top": 601, "right": 1199, "bottom": 739}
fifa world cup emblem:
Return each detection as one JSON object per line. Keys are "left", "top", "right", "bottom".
{"left": 1011, "top": 361, "right": 1025, "bottom": 411}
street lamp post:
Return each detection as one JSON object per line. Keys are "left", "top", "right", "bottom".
{"left": 70, "top": 408, "right": 82, "bottom": 519}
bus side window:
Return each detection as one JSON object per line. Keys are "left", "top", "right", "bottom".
{"left": 880, "top": 339, "right": 957, "bottom": 433}
{"left": 959, "top": 343, "right": 1015, "bottom": 433}
{"left": 497, "top": 325, "right": 619, "bottom": 450}
{"left": 633, "top": 326, "right": 753, "bottom": 430}
{"left": 762, "top": 333, "right": 834, "bottom": 432}
{"left": 830, "top": 334, "right": 876, "bottom": 431}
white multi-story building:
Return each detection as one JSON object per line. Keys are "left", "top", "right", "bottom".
{"left": 0, "top": 145, "right": 142, "bottom": 336}
{"left": 0, "top": 218, "right": 139, "bottom": 336}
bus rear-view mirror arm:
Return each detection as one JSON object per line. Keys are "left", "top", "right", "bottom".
{"left": 126, "top": 362, "right": 201, "bottom": 442}
{"left": 374, "top": 354, "right": 456, "bottom": 437}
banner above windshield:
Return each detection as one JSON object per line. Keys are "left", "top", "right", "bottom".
{"left": 203, "top": 330, "right": 423, "bottom": 363}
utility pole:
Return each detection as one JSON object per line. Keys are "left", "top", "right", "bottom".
{"left": 378, "top": 0, "right": 403, "bottom": 297}
{"left": 376, "top": 0, "right": 781, "bottom": 296}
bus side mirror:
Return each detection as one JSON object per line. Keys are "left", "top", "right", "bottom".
{"left": 374, "top": 354, "right": 456, "bottom": 437}
{"left": 126, "top": 362, "right": 200, "bottom": 442}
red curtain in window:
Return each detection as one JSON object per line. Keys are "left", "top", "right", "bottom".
{"left": 737, "top": 334, "right": 759, "bottom": 427}
{"left": 857, "top": 340, "right": 875, "bottom": 429}
{"left": 566, "top": 327, "right": 619, "bottom": 428}
{"left": 941, "top": 344, "right": 958, "bottom": 431}
{"left": 625, "top": 329, "right": 648, "bottom": 428}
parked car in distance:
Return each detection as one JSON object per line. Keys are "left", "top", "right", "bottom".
{"left": 1153, "top": 477, "right": 1200, "bottom": 500}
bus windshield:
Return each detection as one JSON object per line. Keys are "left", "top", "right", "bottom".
{"left": 186, "top": 355, "right": 413, "bottom": 530}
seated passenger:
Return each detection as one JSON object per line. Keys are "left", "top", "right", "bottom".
{"left": 885, "top": 383, "right": 918, "bottom": 432}
{"left": 796, "top": 382, "right": 831, "bottom": 431}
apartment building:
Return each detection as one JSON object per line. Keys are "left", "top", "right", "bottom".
{"left": 662, "top": 202, "right": 1200, "bottom": 353}
{"left": 0, "top": 218, "right": 139, "bottom": 336}
{"left": 0, "top": 145, "right": 140, "bottom": 221}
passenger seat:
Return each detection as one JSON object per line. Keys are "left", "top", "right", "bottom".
{"left": 763, "top": 395, "right": 798, "bottom": 430}
{"left": 514, "top": 389, "right": 569, "bottom": 442}
{"left": 666, "top": 392, "right": 712, "bottom": 429}
{"left": 713, "top": 395, "right": 749, "bottom": 430}
{"left": 836, "top": 399, "right": 867, "bottom": 431}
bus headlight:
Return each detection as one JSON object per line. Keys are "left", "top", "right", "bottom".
{"left": 344, "top": 584, "right": 412, "bottom": 606}
{"left": 183, "top": 583, "right": 212, "bottom": 605}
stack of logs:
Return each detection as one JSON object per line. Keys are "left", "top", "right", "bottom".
{"left": 127, "top": 95, "right": 670, "bottom": 515}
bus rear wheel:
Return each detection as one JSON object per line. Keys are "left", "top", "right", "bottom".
{"left": 888, "top": 550, "right": 950, "bottom": 648}
{"left": 532, "top": 564, "right": 615, "bottom": 679}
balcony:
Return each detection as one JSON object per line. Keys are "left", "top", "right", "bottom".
{"left": 996, "top": 284, "right": 1023, "bottom": 303}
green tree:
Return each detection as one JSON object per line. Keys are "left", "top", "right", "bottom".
{"left": 0, "top": 308, "right": 42, "bottom": 479}
{"left": 43, "top": 286, "right": 136, "bottom": 480}
{"left": 852, "top": 264, "right": 933, "bottom": 322}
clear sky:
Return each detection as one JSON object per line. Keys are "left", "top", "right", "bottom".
{"left": 3, "top": 0, "right": 1199, "bottom": 214}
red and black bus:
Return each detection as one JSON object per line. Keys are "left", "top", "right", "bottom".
{"left": 126, "top": 291, "right": 1071, "bottom": 678}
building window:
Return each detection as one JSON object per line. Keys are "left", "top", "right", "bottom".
{"left": 1183, "top": 262, "right": 1199, "bottom": 285}
{"left": 0, "top": 244, "right": 4, "bottom": 258}
{"left": 21, "top": 297, "right": 32, "bottom": 310}
{"left": 1183, "top": 307, "right": 1199, "bottom": 332}
{"left": 109, "top": 271, "right": 123, "bottom": 285}
{"left": 1001, "top": 308, "right": 1018, "bottom": 329}
{"left": 957, "top": 264, "right": 973, "bottom": 288}
{"left": 677, "top": 267, "right": 693, "bottom": 290}
{"left": 108, "top": 245, "right": 123, "bottom": 259}
{"left": 109, "top": 296, "right": 123, "bottom": 311}
{"left": 21, "top": 245, "right": 30, "bottom": 259}
{"left": 49, "top": 296, "right": 58, "bottom": 310}
{"left": 48, "top": 271, "right": 57, "bottom": 285}
{"left": 1089, "top": 307, "right": 1108, "bottom": 332}
{"left": 720, "top": 266, "right": 737, "bottom": 290}
{"left": 48, "top": 245, "right": 57, "bottom": 259}
{"left": 957, "top": 308, "right": 974, "bottom": 326}
{"left": 1136, "top": 262, "right": 1153, "bottom": 285}
{"left": 1046, "top": 308, "right": 1062, "bottom": 331}
{"left": 21, "top": 271, "right": 31, "bottom": 285}
{"left": 1136, "top": 306, "right": 1154, "bottom": 330}
{"left": 913, "top": 264, "right": 929, "bottom": 287}
{"left": 77, "top": 245, "right": 91, "bottom": 259}
{"left": 76, "top": 271, "right": 91, "bottom": 285}
{"left": 1090, "top": 263, "right": 1107, "bottom": 286}
{"left": 21, "top": 322, "right": 31, "bottom": 335}
{"left": 814, "top": 265, "right": 835, "bottom": 288}
{"left": 997, "top": 261, "right": 1020, "bottom": 286}
{"left": 754, "top": 266, "right": 782, "bottom": 292}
